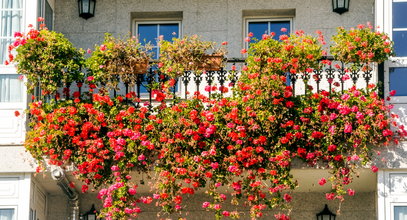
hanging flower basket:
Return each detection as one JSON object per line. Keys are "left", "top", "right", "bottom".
{"left": 86, "top": 34, "right": 152, "bottom": 88}
{"left": 197, "top": 54, "right": 225, "bottom": 71}
{"left": 132, "top": 59, "right": 149, "bottom": 74}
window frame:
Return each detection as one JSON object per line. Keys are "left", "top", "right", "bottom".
{"left": 244, "top": 17, "right": 293, "bottom": 49}
{"left": 381, "top": 0, "right": 407, "bottom": 103}
{"left": 0, "top": 0, "right": 38, "bottom": 145}
{"left": 0, "top": 0, "right": 27, "bottom": 107}
{"left": 132, "top": 20, "right": 182, "bottom": 98}
{"left": 133, "top": 20, "right": 182, "bottom": 58}
{"left": 0, "top": 0, "right": 25, "bottom": 68}
{"left": 37, "top": 0, "right": 54, "bottom": 30}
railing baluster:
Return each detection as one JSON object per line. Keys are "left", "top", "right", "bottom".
{"left": 350, "top": 69, "right": 359, "bottom": 86}
{"left": 205, "top": 70, "right": 215, "bottom": 98}
{"left": 362, "top": 64, "right": 373, "bottom": 91}
{"left": 147, "top": 68, "right": 154, "bottom": 110}
{"left": 173, "top": 77, "right": 178, "bottom": 101}
{"left": 217, "top": 68, "right": 227, "bottom": 96}
{"left": 194, "top": 71, "right": 202, "bottom": 96}
{"left": 182, "top": 71, "right": 191, "bottom": 99}
{"left": 302, "top": 72, "right": 310, "bottom": 94}
{"left": 339, "top": 62, "right": 346, "bottom": 93}
{"left": 289, "top": 73, "right": 298, "bottom": 96}
{"left": 327, "top": 63, "right": 337, "bottom": 93}
{"left": 125, "top": 82, "right": 129, "bottom": 103}
{"left": 136, "top": 73, "right": 143, "bottom": 107}
{"left": 314, "top": 68, "right": 322, "bottom": 93}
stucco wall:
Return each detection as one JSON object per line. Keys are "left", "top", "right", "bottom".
{"left": 54, "top": 0, "right": 375, "bottom": 58}
{"left": 47, "top": 191, "right": 376, "bottom": 220}
{"left": 0, "top": 147, "right": 36, "bottom": 172}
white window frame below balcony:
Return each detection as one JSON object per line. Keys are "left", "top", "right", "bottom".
{"left": 0, "top": 174, "right": 31, "bottom": 220}
{"left": 378, "top": 170, "right": 407, "bottom": 220}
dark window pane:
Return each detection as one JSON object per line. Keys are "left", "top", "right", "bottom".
{"left": 159, "top": 23, "right": 179, "bottom": 41}
{"left": 45, "top": 0, "right": 53, "bottom": 30}
{"left": 138, "top": 24, "right": 157, "bottom": 46}
{"left": 390, "top": 67, "right": 407, "bottom": 96}
{"left": 393, "top": 2, "right": 407, "bottom": 28}
{"left": 248, "top": 22, "right": 268, "bottom": 41}
{"left": 393, "top": 31, "right": 407, "bottom": 57}
{"left": 270, "top": 21, "right": 290, "bottom": 40}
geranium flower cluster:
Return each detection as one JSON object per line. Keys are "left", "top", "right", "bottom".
{"left": 331, "top": 22, "right": 394, "bottom": 70}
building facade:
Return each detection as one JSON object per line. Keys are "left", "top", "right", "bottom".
{"left": 0, "top": 0, "right": 407, "bottom": 219}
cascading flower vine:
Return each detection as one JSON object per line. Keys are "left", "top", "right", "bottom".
{"left": 8, "top": 23, "right": 406, "bottom": 220}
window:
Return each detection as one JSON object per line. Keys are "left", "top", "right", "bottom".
{"left": 37, "top": 0, "right": 53, "bottom": 30}
{"left": 0, "top": 0, "right": 24, "bottom": 104}
{"left": 0, "top": 0, "right": 23, "bottom": 64}
{"left": 135, "top": 22, "right": 180, "bottom": 59}
{"left": 384, "top": 0, "right": 407, "bottom": 98}
{"left": 134, "top": 21, "right": 180, "bottom": 94}
{"left": 246, "top": 19, "right": 291, "bottom": 43}
{"left": 246, "top": 19, "right": 291, "bottom": 85}
{"left": 392, "top": 1, "right": 407, "bottom": 57}
{"left": 0, "top": 208, "right": 15, "bottom": 220}
{"left": 0, "top": 74, "right": 23, "bottom": 102}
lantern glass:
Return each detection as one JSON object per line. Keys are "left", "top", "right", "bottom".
{"left": 78, "top": 0, "right": 96, "bottom": 19}
{"left": 332, "top": 0, "right": 349, "bottom": 14}
{"left": 82, "top": 0, "right": 89, "bottom": 13}
{"left": 90, "top": 0, "right": 95, "bottom": 14}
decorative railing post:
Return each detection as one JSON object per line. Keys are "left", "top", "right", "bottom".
{"left": 205, "top": 70, "right": 215, "bottom": 98}
{"left": 350, "top": 69, "right": 359, "bottom": 86}
{"left": 193, "top": 71, "right": 202, "bottom": 95}
{"left": 362, "top": 66, "right": 373, "bottom": 91}
{"left": 302, "top": 72, "right": 311, "bottom": 95}
{"left": 217, "top": 68, "right": 227, "bottom": 96}
{"left": 147, "top": 67, "right": 155, "bottom": 109}
{"left": 182, "top": 71, "right": 192, "bottom": 99}
{"left": 336, "top": 62, "right": 346, "bottom": 93}
{"left": 289, "top": 73, "right": 299, "bottom": 96}
{"left": 325, "top": 64, "right": 334, "bottom": 93}
{"left": 313, "top": 68, "right": 323, "bottom": 93}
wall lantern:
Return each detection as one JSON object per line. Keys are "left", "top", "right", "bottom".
{"left": 332, "top": 0, "right": 349, "bottom": 14}
{"left": 82, "top": 204, "right": 97, "bottom": 220}
{"left": 316, "top": 204, "right": 336, "bottom": 220}
{"left": 78, "top": 0, "right": 96, "bottom": 19}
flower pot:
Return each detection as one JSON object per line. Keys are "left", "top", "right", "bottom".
{"left": 198, "top": 54, "right": 224, "bottom": 71}
{"left": 133, "top": 60, "right": 149, "bottom": 74}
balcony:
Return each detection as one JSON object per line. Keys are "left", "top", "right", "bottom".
{"left": 32, "top": 57, "right": 382, "bottom": 106}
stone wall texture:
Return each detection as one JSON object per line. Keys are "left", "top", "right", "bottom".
{"left": 54, "top": 0, "right": 375, "bottom": 58}
{"left": 47, "top": 191, "right": 376, "bottom": 220}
